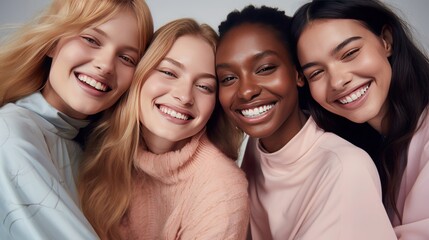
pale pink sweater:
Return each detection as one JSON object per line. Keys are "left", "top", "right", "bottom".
{"left": 392, "top": 109, "right": 429, "bottom": 240}
{"left": 242, "top": 117, "right": 396, "bottom": 240}
{"left": 119, "top": 132, "right": 250, "bottom": 239}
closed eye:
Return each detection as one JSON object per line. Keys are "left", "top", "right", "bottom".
{"left": 158, "top": 69, "right": 176, "bottom": 78}
{"left": 341, "top": 48, "right": 359, "bottom": 60}
{"left": 219, "top": 75, "right": 237, "bottom": 85}
{"left": 256, "top": 65, "right": 276, "bottom": 74}
{"left": 120, "top": 55, "right": 136, "bottom": 66}
{"left": 81, "top": 36, "right": 99, "bottom": 46}
{"left": 196, "top": 84, "right": 215, "bottom": 93}
{"left": 307, "top": 69, "right": 323, "bottom": 80}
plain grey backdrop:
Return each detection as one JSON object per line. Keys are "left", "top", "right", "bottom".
{"left": 0, "top": 0, "right": 428, "bottom": 53}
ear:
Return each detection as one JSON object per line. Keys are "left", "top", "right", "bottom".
{"left": 296, "top": 71, "right": 305, "bottom": 87}
{"left": 381, "top": 25, "right": 393, "bottom": 57}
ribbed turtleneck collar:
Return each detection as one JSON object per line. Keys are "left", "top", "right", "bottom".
{"left": 257, "top": 117, "right": 324, "bottom": 168}
{"left": 134, "top": 131, "right": 208, "bottom": 184}
{"left": 15, "top": 92, "right": 90, "bottom": 139}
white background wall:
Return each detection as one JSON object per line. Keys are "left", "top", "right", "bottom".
{"left": 1, "top": 0, "right": 428, "bottom": 53}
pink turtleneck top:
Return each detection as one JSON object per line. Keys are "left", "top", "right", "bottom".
{"left": 242, "top": 117, "right": 396, "bottom": 240}
{"left": 119, "top": 132, "right": 250, "bottom": 239}
{"left": 392, "top": 109, "right": 429, "bottom": 240}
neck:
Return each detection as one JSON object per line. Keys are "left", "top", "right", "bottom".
{"left": 367, "top": 102, "right": 389, "bottom": 135}
{"left": 260, "top": 109, "right": 308, "bottom": 153}
{"left": 141, "top": 129, "right": 191, "bottom": 154}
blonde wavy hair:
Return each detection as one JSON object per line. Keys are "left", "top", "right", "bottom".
{"left": 0, "top": 0, "right": 153, "bottom": 107}
{"left": 78, "top": 18, "right": 244, "bottom": 239}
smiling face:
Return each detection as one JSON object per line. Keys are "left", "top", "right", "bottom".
{"left": 42, "top": 8, "right": 139, "bottom": 119}
{"left": 216, "top": 23, "right": 303, "bottom": 151}
{"left": 297, "top": 19, "right": 393, "bottom": 132}
{"left": 139, "top": 35, "right": 217, "bottom": 154}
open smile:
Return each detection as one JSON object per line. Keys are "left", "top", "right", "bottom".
{"left": 158, "top": 105, "right": 193, "bottom": 121}
{"left": 338, "top": 82, "right": 370, "bottom": 104}
{"left": 238, "top": 103, "right": 275, "bottom": 118}
{"left": 76, "top": 73, "right": 110, "bottom": 92}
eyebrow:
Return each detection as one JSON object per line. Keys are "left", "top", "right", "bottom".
{"left": 254, "top": 50, "right": 278, "bottom": 59}
{"left": 301, "top": 36, "right": 362, "bottom": 71}
{"left": 164, "top": 57, "right": 184, "bottom": 69}
{"left": 163, "top": 57, "right": 216, "bottom": 80}
{"left": 331, "top": 36, "right": 362, "bottom": 55}
{"left": 92, "top": 27, "right": 139, "bottom": 54}
{"left": 215, "top": 50, "right": 279, "bottom": 70}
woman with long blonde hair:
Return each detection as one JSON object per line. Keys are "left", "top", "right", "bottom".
{"left": 79, "top": 18, "right": 249, "bottom": 239}
{"left": 0, "top": 0, "right": 152, "bottom": 239}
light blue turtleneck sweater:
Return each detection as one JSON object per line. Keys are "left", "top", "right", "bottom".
{"left": 0, "top": 92, "right": 98, "bottom": 239}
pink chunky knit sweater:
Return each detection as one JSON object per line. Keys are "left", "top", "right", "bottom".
{"left": 119, "top": 132, "right": 250, "bottom": 239}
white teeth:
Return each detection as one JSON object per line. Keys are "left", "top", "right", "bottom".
{"left": 159, "top": 106, "right": 189, "bottom": 120}
{"left": 241, "top": 104, "right": 274, "bottom": 118}
{"left": 77, "top": 74, "right": 108, "bottom": 92}
{"left": 339, "top": 84, "right": 369, "bottom": 104}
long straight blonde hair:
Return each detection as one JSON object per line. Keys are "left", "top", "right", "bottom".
{"left": 0, "top": 0, "right": 153, "bottom": 106}
{"left": 79, "top": 18, "right": 243, "bottom": 239}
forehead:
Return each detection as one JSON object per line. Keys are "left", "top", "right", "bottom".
{"left": 299, "top": 19, "right": 371, "bottom": 47}
{"left": 297, "top": 19, "right": 376, "bottom": 61}
{"left": 165, "top": 35, "right": 215, "bottom": 72}
{"left": 217, "top": 23, "right": 288, "bottom": 59}
{"left": 167, "top": 35, "right": 213, "bottom": 58}
{"left": 93, "top": 9, "right": 139, "bottom": 45}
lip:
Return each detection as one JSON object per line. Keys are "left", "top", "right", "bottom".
{"left": 156, "top": 103, "right": 194, "bottom": 124}
{"left": 75, "top": 72, "right": 112, "bottom": 94}
{"left": 333, "top": 81, "right": 372, "bottom": 109}
{"left": 234, "top": 101, "right": 277, "bottom": 124}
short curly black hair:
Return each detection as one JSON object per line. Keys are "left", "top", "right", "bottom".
{"left": 218, "top": 5, "right": 292, "bottom": 48}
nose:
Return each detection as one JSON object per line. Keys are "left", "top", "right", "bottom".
{"left": 172, "top": 80, "right": 194, "bottom": 105}
{"left": 329, "top": 69, "right": 352, "bottom": 91}
{"left": 94, "top": 48, "right": 115, "bottom": 75}
{"left": 236, "top": 75, "right": 261, "bottom": 101}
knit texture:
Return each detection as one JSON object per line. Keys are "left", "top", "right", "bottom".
{"left": 119, "top": 131, "right": 250, "bottom": 239}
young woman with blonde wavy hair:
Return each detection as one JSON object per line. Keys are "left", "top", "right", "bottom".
{"left": 0, "top": 0, "right": 153, "bottom": 239}
{"left": 79, "top": 18, "right": 249, "bottom": 239}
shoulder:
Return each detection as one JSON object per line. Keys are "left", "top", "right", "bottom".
{"left": 317, "top": 131, "right": 374, "bottom": 164}
{"left": 194, "top": 138, "right": 248, "bottom": 191}
{"left": 313, "top": 132, "right": 379, "bottom": 183}
{"left": 0, "top": 104, "right": 48, "bottom": 170}
{"left": 205, "top": 155, "right": 247, "bottom": 187}
{"left": 0, "top": 104, "right": 44, "bottom": 146}
{"left": 414, "top": 109, "right": 429, "bottom": 142}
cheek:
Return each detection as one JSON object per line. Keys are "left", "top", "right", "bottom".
{"left": 53, "top": 40, "right": 86, "bottom": 64}
{"left": 116, "top": 68, "right": 135, "bottom": 91}
{"left": 139, "top": 83, "right": 158, "bottom": 112}
{"left": 309, "top": 82, "right": 326, "bottom": 104}
{"left": 203, "top": 94, "right": 216, "bottom": 115}
{"left": 218, "top": 86, "right": 235, "bottom": 108}
{"left": 271, "top": 72, "right": 297, "bottom": 97}
{"left": 140, "top": 76, "right": 167, "bottom": 98}
{"left": 200, "top": 95, "right": 216, "bottom": 120}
